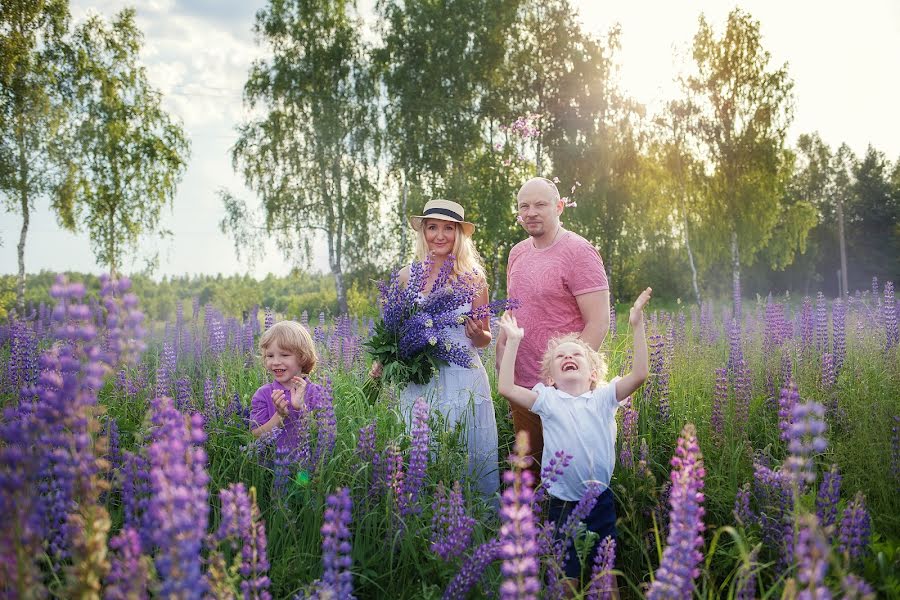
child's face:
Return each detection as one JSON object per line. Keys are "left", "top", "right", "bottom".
{"left": 548, "top": 341, "right": 597, "bottom": 390}
{"left": 264, "top": 341, "right": 303, "bottom": 385}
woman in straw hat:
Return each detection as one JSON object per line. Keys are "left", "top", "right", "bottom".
{"left": 371, "top": 199, "right": 499, "bottom": 500}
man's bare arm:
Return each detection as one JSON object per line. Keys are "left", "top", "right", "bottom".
{"left": 576, "top": 289, "right": 610, "bottom": 350}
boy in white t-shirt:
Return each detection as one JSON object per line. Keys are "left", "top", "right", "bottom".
{"left": 498, "top": 287, "right": 651, "bottom": 586}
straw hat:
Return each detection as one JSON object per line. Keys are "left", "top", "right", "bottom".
{"left": 408, "top": 199, "right": 475, "bottom": 236}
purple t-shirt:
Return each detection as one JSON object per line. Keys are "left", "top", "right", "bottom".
{"left": 250, "top": 380, "right": 303, "bottom": 451}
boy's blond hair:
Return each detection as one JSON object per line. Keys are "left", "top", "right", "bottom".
{"left": 540, "top": 333, "right": 607, "bottom": 390}
{"left": 259, "top": 320, "right": 317, "bottom": 375}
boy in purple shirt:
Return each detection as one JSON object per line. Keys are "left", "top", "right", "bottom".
{"left": 250, "top": 320, "right": 317, "bottom": 450}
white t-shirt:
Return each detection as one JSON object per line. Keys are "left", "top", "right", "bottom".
{"left": 530, "top": 378, "right": 622, "bottom": 502}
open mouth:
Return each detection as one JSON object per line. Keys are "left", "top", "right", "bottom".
{"left": 562, "top": 361, "right": 578, "bottom": 372}
{"left": 273, "top": 369, "right": 287, "bottom": 376}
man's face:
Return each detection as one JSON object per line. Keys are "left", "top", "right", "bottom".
{"left": 516, "top": 183, "right": 562, "bottom": 239}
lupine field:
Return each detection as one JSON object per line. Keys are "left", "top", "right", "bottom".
{"left": 1, "top": 274, "right": 899, "bottom": 599}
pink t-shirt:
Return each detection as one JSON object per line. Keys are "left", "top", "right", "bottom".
{"left": 507, "top": 228, "right": 609, "bottom": 387}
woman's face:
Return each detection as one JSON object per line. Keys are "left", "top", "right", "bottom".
{"left": 423, "top": 219, "right": 457, "bottom": 257}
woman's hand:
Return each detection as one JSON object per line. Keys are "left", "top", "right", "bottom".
{"left": 463, "top": 316, "right": 484, "bottom": 339}
{"left": 629, "top": 287, "right": 653, "bottom": 327}
{"left": 369, "top": 361, "right": 383, "bottom": 379}
{"left": 271, "top": 388, "right": 290, "bottom": 417}
{"left": 498, "top": 312, "right": 524, "bottom": 343}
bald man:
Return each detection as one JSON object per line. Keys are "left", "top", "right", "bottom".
{"left": 497, "top": 177, "right": 611, "bottom": 479}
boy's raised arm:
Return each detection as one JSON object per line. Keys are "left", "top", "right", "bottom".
{"left": 616, "top": 287, "right": 652, "bottom": 402}
{"left": 497, "top": 313, "right": 539, "bottom": 409}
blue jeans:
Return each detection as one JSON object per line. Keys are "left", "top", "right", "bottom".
{"left": 548, "top": 487, "right": 617, "bottom": 580}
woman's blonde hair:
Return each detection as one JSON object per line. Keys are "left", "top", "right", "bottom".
{"left": 414, "top": 219, "right": 485, "bottom": 280}
{"left": 259, "top": 320, "right": 317, "bottom": 375}
{"left": 540, "top": 333, "right": 607, "bottom": 390}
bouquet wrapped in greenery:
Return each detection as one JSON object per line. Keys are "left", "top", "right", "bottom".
{"left": 364, "top": 255, "right": 519, "bottom": 392}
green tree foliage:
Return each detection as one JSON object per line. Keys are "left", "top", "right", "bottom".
{"left": 684, "top": 9, "right": 814, "bottom": 304}
{"left": 0, "top": 0, "right": 75, "bottom": 312}
{"left": 374, "top": 0, "right": 520, "bottom": 282}
{"left": 67, "top": 8, "right": 189, "bottom": 275}
{"left": 848, "top": 146, "right": 900, "bottom": 288}
{"left": 222, "top": 0, "right": 380, "bottom": 315}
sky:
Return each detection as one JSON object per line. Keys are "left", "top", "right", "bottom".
{"left": 2, "top": 0, "right": 898, "bottom": 280}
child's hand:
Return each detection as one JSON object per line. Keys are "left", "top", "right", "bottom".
{"left": 271, "top": 389, "right": 290, "bottom": 417}
{"left": 289, "top": 375, "right": 308, "bottom": 410}
{"left": 498, "top": 312, "right": 524, "bottom": 342}
{"left": 629, "top": 287, "right": 653, "bottom": 327}
{"left": 369, "top": 361, "right": 383, "bottom": 379}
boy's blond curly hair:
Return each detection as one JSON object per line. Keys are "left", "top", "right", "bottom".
{"left": 259, "top": 320, "right": 317, "bottom": 375}
{"left": 540, "top": 332, "right": 607, "bottom": 390}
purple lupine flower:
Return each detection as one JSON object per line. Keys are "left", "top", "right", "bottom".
{"left": 733, "top": 360, "right": 751, "bottom": 431}
{"left": 821, "top": 352, "right": 835, "bottom": 390}
{"left": 618, "top": 397, "right": 637, "bottom": 469}
{"left": 733, "top": 483, "right": 754, "bottom": 527}
{"left": 176, "top": 376, "right": 192, "bottom": 411}
{"left": 356, "top": 422, "right": 377, "bottom": 464}
{"left": 217, "top": 483, "right": 272, "bottom": 599}
{"left": 752, "top": 462, "right": 794, "bottom": 566}
{"left": 816, "top": 464, "right": 841, "bottom": 531}
{"left": 838, "top": 491, "right": 871, "bottom": 561}
{"left": 700, "top": 302, "right": 716, "bottom": 345}
{"left": 203, "top": 378, "right": 216, "bottom": 420}
{"left": 535, "top": 449, "right": 573, "bottom": 505}
{"left": 637, "top": 438, "right": 653, "bottom": 481}
{"left": 815, "top": 292, "right": 829, "bottom": 353}
{"left": 778, "top": 380, "right": 800, "bottom": 442}
{"left": 378, "top": 443, "right": 405, "bottom": 502}
{"left": 793, "top": 514, "right": 831, "bottom": 599}
{"left": 609, "top": 303, "right": 617, "bottom": 338}
{"left": 105, "top": 418, "right": 121, "bottom": 471}
{"left": 498, "top": 432, "right": 540, "bottom": 600}
{"left": 841, "top": 574, "right": 875, "bottom": 599}
{"left": 264, "top": 307, "right": 274, "bottom": 331}
{"left": 307, "top": 380, "right": 336, "bottom": 469}
{"left": 735, "top": 546, "right": 759, "bottom": 600}
{"left": 799, "top": 297, "right": 814, "bottom": 349}
{"left": 400, "top": 398, "right": 430, "bottom": 516}
{"left": 892, "top": 416, "right": 900, "bottom": 485}
{"left": 147, "top": 397, "right": 209, "bottom": 599}
{"left": 780, "top": 350, "right": 793, "bottom": 392}
{"left": 122, "top": 450, "right": 152, "bottom": 550}
{"left": 647, "top": 424, "right": 706, "bottom": 600}
{"left": 727, "top": 318, "right": 744, "bottom": 373}
{"left": 885, "top": 281, "right": 898, "bottom": 350}
{"left": 832, "top": 299, "right": 846, "bottom": 376}
{"left": 783, "top": 401, "right": 828, "bottom": 490}
{"left": 554, "top": 483, "right": 603, "bottom": 574}
{"left": 320, "top": 487, "right": 354, "bottom": 599}
{"left": 157, "top": 339, "right": 176, "bottom": 397}
{"left": 442, "top": 539, "right": 502, "bottom": 600}
{"left": 431, "top": 481, "right": 475, "bottom": 560}
{"left": 586, "top": 536, "right": 616, "bottom": 600}
{"left": 711, "top": 367, "right": 728, "bottom": 444}
{"left": 105, "top": 528, "right": 149, "bottom": 600}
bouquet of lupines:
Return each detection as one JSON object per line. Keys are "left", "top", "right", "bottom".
{"left": 365, "top": 254, "right": 519, "bottom": 392}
